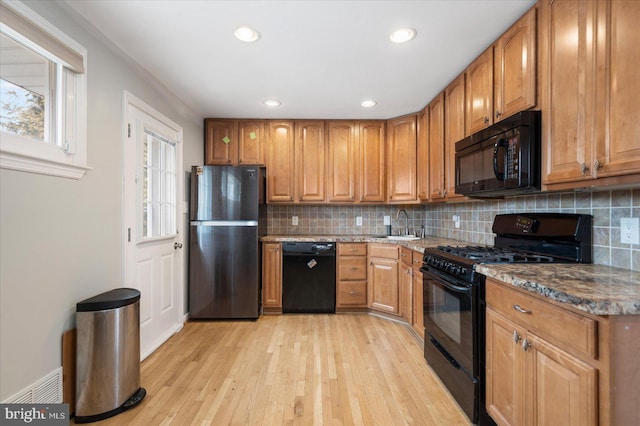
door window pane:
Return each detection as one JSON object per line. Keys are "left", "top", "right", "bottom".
{"left": 141, "top": 129, "right": 176, "bottom": 239}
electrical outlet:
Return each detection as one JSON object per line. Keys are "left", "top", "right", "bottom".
{"left": 356, "top": 216, "right": 363, "bottom": 226}
{"left": 620, "top": 217, "right": 639, "bottom": 244}
{"left": 292, "top": 216, "right": 298, "bottom": 226}
{"left": 453, "top": 214, "right": 461, "bottom": 229}
{"left": 383, "top": 215, "right": 391, "bottom": 225}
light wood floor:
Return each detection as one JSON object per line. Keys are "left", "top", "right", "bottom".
{"left": 94, "top": 314, "right": 470, "bottom": 425}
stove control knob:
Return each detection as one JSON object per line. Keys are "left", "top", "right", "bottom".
{"left": 460, "top": 267, "right": 467, "bottom": 276}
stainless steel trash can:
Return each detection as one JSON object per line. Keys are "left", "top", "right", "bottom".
{"left": 75, "top": 288, "right": 146, "bottom": 423}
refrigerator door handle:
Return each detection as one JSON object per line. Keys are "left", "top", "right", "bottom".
{"left": 190, "top": 220, "right": 258, "bottom": 226}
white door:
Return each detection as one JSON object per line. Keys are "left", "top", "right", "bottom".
{"left": 123, "top": 91, "right": 184, "bottom": 360}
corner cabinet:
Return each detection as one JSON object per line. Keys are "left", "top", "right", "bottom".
{"left": 541, "top": 0, "right": 640, "bottom": 189}
{"left": 262, "top": 242, "right": 282, "bottom": 314}
{"left": 386, "top": 115, "right": 417, "bottom": 203}
{"left": 367, "top": 244, "right": 399, "bottom": 314}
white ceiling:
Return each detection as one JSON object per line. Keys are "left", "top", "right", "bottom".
{"left": 64, "top": 0, "right": 536, "bottom": 120}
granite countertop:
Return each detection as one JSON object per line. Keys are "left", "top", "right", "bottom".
{"left": 476, "top": 263, "right": 640, "bottom": 316}
{"left": 260, "top": 234, "right": 464, "bottom": 251}
{"left": 261, "top": 235, "right": 640, "bottom": 316}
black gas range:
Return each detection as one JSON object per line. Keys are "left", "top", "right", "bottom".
{"left": 421, "top": 213, "right": 592, "bottom": 425}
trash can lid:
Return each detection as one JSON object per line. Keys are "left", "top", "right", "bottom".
{"left": 76, "top": 288, "right": 141, "bottom": 312}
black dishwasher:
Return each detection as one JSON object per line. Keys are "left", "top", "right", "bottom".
{"left": 282, "top": 242, "right": 336, "bottom": 313}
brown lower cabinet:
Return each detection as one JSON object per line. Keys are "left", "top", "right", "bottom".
{"left": 411, "top": 250, "right": 424, "bottom": 340}
{"left": 399, "top": 247, "right": 413, "bottom": 323}
{"left": 367, "top": 244, "right": 400, "bottom": 314}
{"left": 486, "top": 277, "right": 640, "bottom": 426}
{"left": 336, "top": 243, "right": 368, "bottom": 309}
{"left": 261, "top": 242, "right": 282, "bottom": 314}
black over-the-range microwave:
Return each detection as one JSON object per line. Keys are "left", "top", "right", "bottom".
{"left": 455, "top": 110, "right": 541, "bottom": 198}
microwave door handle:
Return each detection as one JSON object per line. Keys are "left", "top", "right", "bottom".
{"left": 493, "top": 138, "right": 508, "bottom": 181}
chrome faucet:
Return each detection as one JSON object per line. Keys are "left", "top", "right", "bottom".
{"left": 396, "top": 209, "right": 409, "bottom": 236}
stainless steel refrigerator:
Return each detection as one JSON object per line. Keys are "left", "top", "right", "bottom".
{"left": 188, "top": 165, "right": 266, "bottom": 319}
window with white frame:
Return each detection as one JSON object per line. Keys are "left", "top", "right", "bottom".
{"left": 0, "top": 0, "right": 88, "bottom": 179}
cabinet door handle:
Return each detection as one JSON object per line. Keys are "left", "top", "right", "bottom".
{"left": 496, "top": 111, "right": 502, "bottom": 119}
{"left": 513, "top": 305, "right": 532, "bottom": 314}
{"left": 484, "top": 116, "right": 489, "bottom": 124}
{"left": 580, "top": 162, "right": 590, "bottom": 175}
{"left": 593, "top": 159, "right": 601, "bottom": 172}
{"left": 522, "top": 339, "right": 531, "bottom": 351}
{"left": 350, "top": 267, "right": 359, "bottom": 271}
{"left": 513, "top": 331, "right": 521, "bottom": 344}
{"left": 349, "top": 290, "right": 358, "bottom": 295}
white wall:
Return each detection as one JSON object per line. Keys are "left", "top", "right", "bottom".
{"left": 0, "top": 0, "right": 203, "bottom": 401}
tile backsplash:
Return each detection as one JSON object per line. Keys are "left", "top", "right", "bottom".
{"left": 267, "top": 188, "right": 640, "bottom": 271}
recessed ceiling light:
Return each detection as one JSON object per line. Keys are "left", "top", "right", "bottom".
{"left": 361, "top": 100, "right": 377, "bottom": 108}
{"left": 234, "top": 26, "right": 260, "bottom": 42}
{"left": 389, "top": 28, "right": 416, "bottom": 43}
{"left": 263, "top": 99, "right": 281, "bottom": 107}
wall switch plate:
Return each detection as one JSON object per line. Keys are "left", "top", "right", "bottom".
{"left": 383, "top": 215, "right": 391, "bottom": 225}
{"left": 620, "top": 217, "right": 639, "bottom": 244}
{"left": 356, "top": 216, "right": 363, "bottom": 226}
{"left": 452, "top": 214, "right": 461, "bottom": 229}
{"left": 292, "top": 216, "right": 298, "bottom": 226}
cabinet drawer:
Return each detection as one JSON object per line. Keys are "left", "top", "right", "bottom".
{"left": 400, "top": 246, "right": 412, "bottom": 265}
{"left": 338, "top": 243, "right": 367, "bottom": 256}
{"left": 412, "top": 250, "right": 423, "bottom": 268}
{"left": 337, "top": 281, "right": 367, "bottom": 306}
{"left": 368, "top": 243, "right": 399, "bottom": 259}
{"left": 338, "top": 257, "right": 367, "bottom": 280}
{"left": 486, "top": 279, "right": 597, "bottom": 359}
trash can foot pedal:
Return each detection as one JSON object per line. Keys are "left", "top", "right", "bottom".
{"left": 124, "top": 387, "right": 146, "bottom": 409}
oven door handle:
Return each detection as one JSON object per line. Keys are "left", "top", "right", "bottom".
{"left": 421, "top": 267, "right": 472, "bottom": 294}
{"left": 430, "top": 337, "right": 461, "bottom": 370}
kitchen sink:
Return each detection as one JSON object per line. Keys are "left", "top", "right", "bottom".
{"left": 385, "top": 235, "right": 421, "bottom": 241}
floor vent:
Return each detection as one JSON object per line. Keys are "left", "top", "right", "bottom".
{"left": 3, "top": 367, "right": 63, "bottom": 404}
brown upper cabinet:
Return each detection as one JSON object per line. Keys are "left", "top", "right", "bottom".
{"left": 465, "top": 47, "right": 494, "bottom": 135}
{"left": 359, "top": 121, "right": 386, "bottom": 203}
{"left": 494, "top": 7, "right": 537, "bottom": 122}
{"left": 266, "top": 121, "right": 295, "bottom": 202}
{"left": 417, "top": 107, "right": 429, "bottom": 202}
{"left": 327, "top": 121, "right": 386, "bottom": 204}
{"left": 542, "top": 0, "right": 640, "bottom": 189}
{"left": 205, "top": 119, "right": 236, "bottom": 165}
{"left": 428, "top": 93, "right": 446, "bottom": 201}
{"left": 444, "top": 74, "right": 466, "bottom": 200}
{"left": 205, "top": 119, "right": 266, "bottom": 165}
{"left": 387, "top": 114, "right": 418, "bottom": 203}
{"left": 295, "top": 121, "right": 326, "bottom": 203}
{"left": 327, "top": 121, "right": 357, "bottom": 203}
{"left": 466, "top": 7, "right": 537, "bottom": 135}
